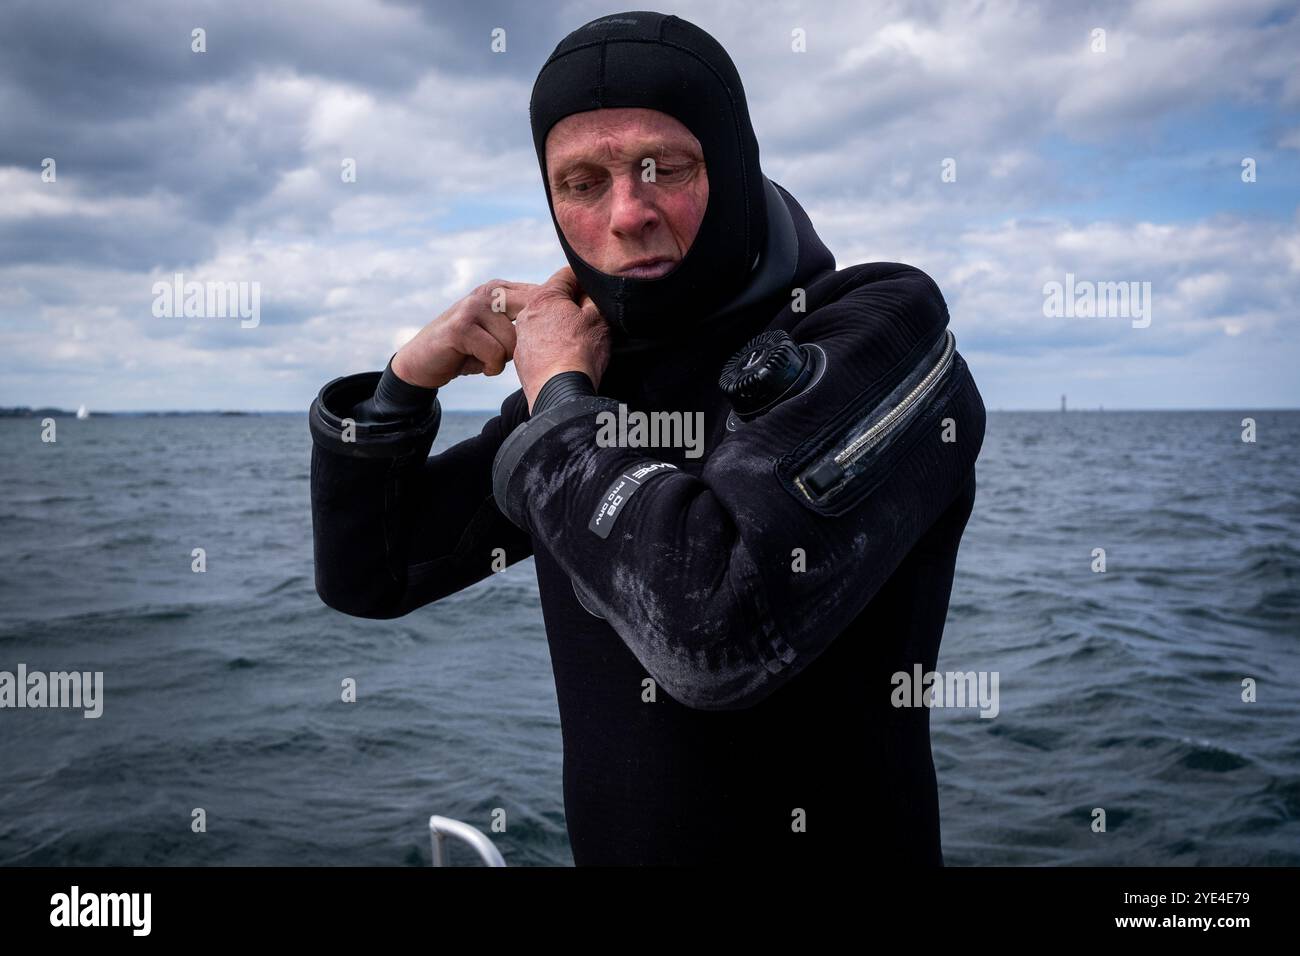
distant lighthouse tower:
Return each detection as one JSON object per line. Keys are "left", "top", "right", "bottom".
{"left": 1060, "top": 394, "right": 1066, "bottom": 413}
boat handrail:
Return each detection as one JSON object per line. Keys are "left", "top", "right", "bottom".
{"left": 428, "top": 814, "right": 507, "bottom": 867}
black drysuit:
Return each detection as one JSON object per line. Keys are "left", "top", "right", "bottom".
{"left": 308, "top": 11, "right": 985, "bottom": 866}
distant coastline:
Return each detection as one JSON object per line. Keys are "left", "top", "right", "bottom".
{"left": 0, "top": 407, "right": 259, "bottom": 418}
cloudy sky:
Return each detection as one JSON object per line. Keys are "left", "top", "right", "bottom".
{"left": 2, "top": 0, "right": 1298, "bottom": 411}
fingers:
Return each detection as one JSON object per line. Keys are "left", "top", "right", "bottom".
{"left": 461, "top": 322, "right": 510, "bottom": 376}
{"left": 458, "top": 270, "right": 597, "bottom": 386}
{"left": 477, "top": 306, "right": 518, "bottom": 357}
{"left": 494, "top": 268, "right": 586, "bottom": 310}
{"left": 478, "top": 280, "right": 542, "bottom": 321}
{"left": 543, "top": 265, "right": 582, "bottom": 302}
{"left": 458, "top": 280, "right": 536, "bottom": 374}
{"left": 457, "top": 355, "right": 485, "bottom": 376}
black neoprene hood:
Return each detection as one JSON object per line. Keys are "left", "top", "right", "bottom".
{"left": 529, "top": 10, "right": 769, "bottom": 340}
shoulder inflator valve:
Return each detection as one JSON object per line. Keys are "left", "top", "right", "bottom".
{"left": 718, "top": 330, "right": 820, "bottom": 421}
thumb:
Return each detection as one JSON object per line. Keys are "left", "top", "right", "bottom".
{"left": 577, "top": 291, "right": 604, "bottom": 321}
{"left": 545, "top": 265, "right": 583, "bottom": 302}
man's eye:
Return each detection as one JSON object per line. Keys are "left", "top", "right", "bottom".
{"left": 653, "top": 163, "right": 696, "bottom": 180}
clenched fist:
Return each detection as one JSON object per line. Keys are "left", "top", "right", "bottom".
{"left": 390, "top": 278, "right": 541, "bottom": 389}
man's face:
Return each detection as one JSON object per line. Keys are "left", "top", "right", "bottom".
{"left": 544, "top": 107, "right": 709, "bottom": 279}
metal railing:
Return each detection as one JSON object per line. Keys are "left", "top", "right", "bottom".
{"left": 428, "top": 815, "right": 507, "bottom": 867}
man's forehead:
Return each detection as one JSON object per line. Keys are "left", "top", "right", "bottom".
{"left": 545, "top": 108, "right": 701, "bottom": 165}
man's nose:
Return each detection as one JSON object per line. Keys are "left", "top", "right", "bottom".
{"left": 607, "top": 173, "right": 660, "bottom": 239}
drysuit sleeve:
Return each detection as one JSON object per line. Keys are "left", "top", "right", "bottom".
{"left": 491, "top": 265, "right": 985, "bottom": 711}
{"left": 308, "top": 358, "right": 534, "bottom": 619}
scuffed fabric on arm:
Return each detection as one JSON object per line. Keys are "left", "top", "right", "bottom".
{"left": 491, "top": 264, "right": 986, "bottom": 711}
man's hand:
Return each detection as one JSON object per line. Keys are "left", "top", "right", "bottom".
{"left": 514, "top": 266, "right": 611, "bottom": 412}
{"left": 390, "top": 279, "right": 542, "bottom": 388}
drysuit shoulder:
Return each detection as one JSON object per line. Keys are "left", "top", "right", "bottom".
{"left": 790, "top": 262, "right": 949, "bottom": 353}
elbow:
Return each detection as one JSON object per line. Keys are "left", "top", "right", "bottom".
{"left": 313, "top": 568, "right": 407, "bottom": 621}
{"left": 656, "top": 659, "right": 784, "bottom": 712}
{"left": 605, "top": 556, "right": 793, "bottom": 711}
{"left": 635, "top": 608, "right": 789, "bottom": 712}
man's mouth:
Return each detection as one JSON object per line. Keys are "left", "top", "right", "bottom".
{"left": 616, "top": 257, "right": 676, "bottom": 279}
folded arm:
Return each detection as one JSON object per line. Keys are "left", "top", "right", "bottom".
{"left": 491, "top": 265, "right": 986, "bottom": 710}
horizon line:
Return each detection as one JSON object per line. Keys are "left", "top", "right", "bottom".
{"left": 5, "top": 406, "right": 1300, "bottom": 415}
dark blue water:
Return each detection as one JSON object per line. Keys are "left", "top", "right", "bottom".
{"left": 1, "top": 411, "right": 1297, "bottom": 865}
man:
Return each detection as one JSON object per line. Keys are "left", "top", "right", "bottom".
{"left": 309, "top": 11, "right": 985, "bottom": 866}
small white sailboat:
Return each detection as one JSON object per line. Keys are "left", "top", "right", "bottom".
{"left": 76, "top": 404, "right": 89, "bottom": 420}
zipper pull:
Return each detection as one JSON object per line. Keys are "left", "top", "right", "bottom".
{"left": 802, "top": 459, "right": 844, "bottom": 497}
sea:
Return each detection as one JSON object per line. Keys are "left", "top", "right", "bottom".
{"left": 1, "top": 410, "right": 1297, "bottom": 866}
